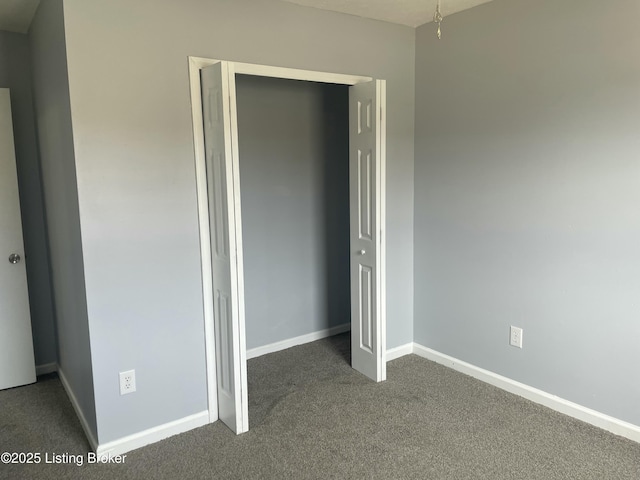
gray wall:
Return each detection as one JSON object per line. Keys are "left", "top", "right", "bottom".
{"left": 236, "top": 75, "right": 350, "bottom": 349}
{"left": 414, "top": 0, "right": 640, "bottom": 425}
{"left": 0, "top": 31, "right": 56, "bottom": 367}
{"left": 62, "top": 0, "right": 414, "bottom": 443}
{"left": 29, "top": 0, "right": 97, "bottom": 437}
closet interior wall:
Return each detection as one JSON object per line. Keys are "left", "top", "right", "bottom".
{"left": 235, "top": 75, "right": 350, "bottom": 351}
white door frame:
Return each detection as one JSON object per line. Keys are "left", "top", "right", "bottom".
{"left": 188, "top": 56, "right": 386, "bottom": 427}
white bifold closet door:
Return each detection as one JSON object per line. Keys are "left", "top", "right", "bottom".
{"left": 0, "top": 88, "right": 36, "bottom": 391}
{"left": 349, "top": 80, "right": 386, "bottom": 383}
{"left": 199, "top": 63, "right": 386, "bottom": 435}
{"left": 201, "top": 62, "right": 248, "bottom": 434}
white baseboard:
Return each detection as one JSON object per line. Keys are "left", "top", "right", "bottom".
{"left": 36, "top": 362, "right": 58, "bottom": 376}
{"left": 57, "top": 367, "right": 99, "bottom": 451}
{"left": 246, "top": 325, "right": 413, "bottom": 364}
{"left": 96, "top": 411, "right": 209, "bottom": 457}
{"left": 412, "top": 343, "right": 640, "bottom": 444}
{"left": 386, "top": 342, "right": 413, "bottom": 361}
{"left": 247, "top": 323, "right": 351, "bottom": 359}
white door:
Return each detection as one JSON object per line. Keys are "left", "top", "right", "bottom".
{"left": 201, "top": 62, "right": 249, "bottom": 434}
{"left": 349, "top": 80, "right": 386, "bottom": 382}
{"left": 0, "top": 88, "right": 36, "bottom": 390}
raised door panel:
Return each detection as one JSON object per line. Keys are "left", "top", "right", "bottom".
{"left": 349, "top": 81, "right": 386, "bottom": 382}
{"left": 201, "top": 63, "right": 248, "bottom": 433}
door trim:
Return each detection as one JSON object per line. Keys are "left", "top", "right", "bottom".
{"left": 188, "top": 58, "right": 219, "bottom": 423}
{"left": 188, "top": 56, "right": 386, "bottom": 427}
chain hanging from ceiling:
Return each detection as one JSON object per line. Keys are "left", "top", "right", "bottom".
{"left": 434, "top": 0, "right": 443, "bottom": 39}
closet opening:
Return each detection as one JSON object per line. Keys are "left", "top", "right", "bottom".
{"left": 189, "top": 57, "right": 386, "bottom": 435}
{"left": 234, "top": 75, "right": 351, "bottom": 426}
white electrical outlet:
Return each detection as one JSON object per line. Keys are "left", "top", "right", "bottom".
{"left": 510, "top": 326, "right": 523, "bottom": 348}
{"left": 119, "top": 370, "right": 136, "bottom": 395}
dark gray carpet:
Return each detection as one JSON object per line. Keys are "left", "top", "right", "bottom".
{"left": 1, "top": 333, "right": 639, "bottom": 479}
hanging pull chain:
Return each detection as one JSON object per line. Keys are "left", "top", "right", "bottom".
{"left": 434, "top": 0, "right": 443, "bottom": 39}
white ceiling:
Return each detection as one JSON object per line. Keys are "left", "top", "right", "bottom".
{"left": 0, "top": 0, "right": 39, "bottom": 33}
{"left": 0, "top": 0, "right": 494, "bottom": 35}
{"left": 278, "top": 0, "right": 496, "bottom": 27}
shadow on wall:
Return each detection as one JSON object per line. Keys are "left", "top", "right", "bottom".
{"left": 320, "top": 83, "right": 351, "bottom": 339}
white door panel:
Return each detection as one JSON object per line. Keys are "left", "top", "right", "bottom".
{"left": 349, "top": 80, "right": 386, "bottom": 382}
{"left": 0, "top": 88, "right": 36, "bottom": 390}
{"left": 201, "top": 63, "right": 248, "bottom": 434}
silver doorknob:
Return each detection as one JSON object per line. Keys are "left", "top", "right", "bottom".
{"left": 8, "top": 253, "right": 21, "bottom": 264}
{"left": 359, "top": 249, "right": 366, "bottom": 255}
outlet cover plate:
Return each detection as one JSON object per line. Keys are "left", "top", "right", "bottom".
{"left": 510, "top": 326, "right": 523, "bottom": 348}
{"left": 119, "top": 370, "right": 136, "bottom": 395}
